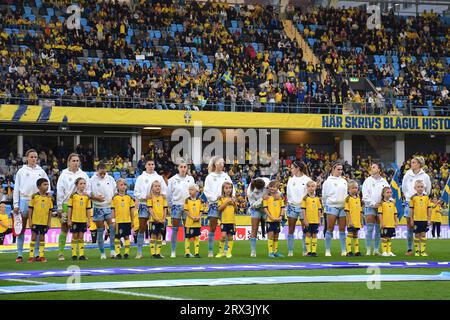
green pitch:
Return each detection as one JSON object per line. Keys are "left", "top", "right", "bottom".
{"left": 0, "top": 239, "right": 449, "bottom": 300}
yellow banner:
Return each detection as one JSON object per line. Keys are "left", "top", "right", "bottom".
{"left": 2, "top": 104, "right": 450, "bottom": 132}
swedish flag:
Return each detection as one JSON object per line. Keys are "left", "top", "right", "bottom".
{"left": 390, "top": 163, "right": 404, "bottom": 219}
{"left": 441, "top": 177, "right": 450, "bottom": 204}
{"left": 221, "top": 71, "right": 233, "bottom": 85}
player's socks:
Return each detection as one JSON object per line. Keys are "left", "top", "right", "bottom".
{"left": 346, "top": 235, "right": 352, "bottom": 253}
{"left": 421, "top": 239, "right": 426, "bottom": 254}
{"left": 137, "top": 232, "right": 144, "bottom": 255}
{"left": 58, "top": 231, "right": 67, "bottom": 255}
{"left": 39, "top": 241, "right": 45, "bottom": 258}
{"left": 381, "top": 238, "right": 388, "bottom": 253}
{"left": 325, "top": 231, "right": 332, "bottom": 251}
{"left": 250, "top": 237, "right": 256, "bottom": 253}
{"left": 91, "top": 231, "right": 97, "bottom": 243}
{"left": 171, "top": 227, "right": 179, "bottom": 253}
{"left": 97, "top": 228, "right": 105, "bottom": 254}
{"left": 17, "top": 234, "right": 25, "bottom": 257}
{"left": 29, "top": 241, "right": 35, "bottom": 258}
{"left": 208, "top": 231, "right": 215, "bottom": 253}
{"left": 354, "top": 238, "right": 360, "bottom": 253}
{"left": 71, "top": 239, "right": 78, "bottom": 257}
{"left": 79, "top": 239, "right": 85, "bottom": 256}
{"left": 228, "top": 240, "right": 234, "bottom": 255}
{"left": 414, "top": 238, "right": 420, "bottom": 255}
{"left": 224, "top": 238, "right": 228, "bottom": 252}
{"left": 311, "top": 237, "right": 317, "bottom": 253}
{"left": 109, "top": 224, "right": 116, "bottom": 252}
{"left": 305, "top": 236, "right": 311, "bottom": 253}
{"left": 114, "top": 238, "right": 121, "bottom": 255}
{"left": 218, "top": 240, "right": 225, "bottom": 254}
{"left": 124, "top": 239, "right": 130, "bottom": 255}
{"left": 374, "top": 224, "right": 381, "bottom": 252}
{"left": 302, "top": 232, "right": 307, "bottom": 253}
{"left": 387, "top": 239, "right": 391, "bottom": 253}
{"left": 268, "top": 239, "right": 274, "bottom": 254}
{"left": 150, "top": 239, "right": 156, "bottom": 255}
{"left": 287, "top": 234, "right": 294, "bottom": 252}
{"left": 273, "top": 240, "right": 278, "bottom": 254}
{"left": 407, "top": 228, "right": 414, "bottom": 252}
{"left": 339, "top": 231, "right": 346, "bottom": 252}
{"left": 156, "top": 240, "right": 162, "bottom": 255}
{"left": 365, "top": 223, "right": 374, "bottom": 251}
{"left": 194, "top": 237, "right": 200, "bottom": 255}
{"left": 184, "top": 238, "right": 191, "bottom": 255}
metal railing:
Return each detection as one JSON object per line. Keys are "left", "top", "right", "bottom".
{"left": 1, "top": 95, "right": 449, "bottom": 116}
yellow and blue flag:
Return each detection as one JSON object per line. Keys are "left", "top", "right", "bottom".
{"left": 390, "top": 163, "right": 404, "bottom": 219}
{"left": 221, "top": 71, "right": 233, "bottom": 85}
{"left": 441, "top": 177, "right": 450, "bottom": 204}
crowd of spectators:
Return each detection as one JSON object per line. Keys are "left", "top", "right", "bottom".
{"left": 0, "top": 0, "right": 347, "bottom": 113}
{"left": 290, "top": 6, "right": 449, "bottom": 114}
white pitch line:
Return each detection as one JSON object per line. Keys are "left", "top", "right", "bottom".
{"left": 3, "top": 278, "right": 188, "bottom": 300}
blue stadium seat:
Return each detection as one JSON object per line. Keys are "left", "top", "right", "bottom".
{"left": 128, "top": 28, "right": 133, "bottom": 36}
{"left": 12, "top": 28, "right": 20, "bottom": 35}
{"left": 177, "top": 24, "right": 184, "bottom": 32}
{"left": 84, "top": 26, "right": 91, "bottom": 33}
{"left": 297, "top": 23, "right": 304, "bottom": 33}
{"left": 43, "top": 15, "right": 51, "bottom": 24}
{"left": 91, "top": 81, "right": 99, "bottom": 88}
{"left": 4, "top": 28, "right": 12, "bottom": 35}
{"left": 164, "top": 61, "right": 171, "bottom": 69}
{"left": 177, "top": 61, "right": 185, "bottom": 70}
{"left": 154, "top": 30, "right": 161, "bottom": 39}
{"left": 114, "top": 58, "right": 122, "bottom": 65}
{"left": 427, "top": 100, "right": 433, "bottom": 107}
{"left": 421, "top": 108, "right": 430, "bottom": 116}
{"left": 126, "top": 178, "right": 134, "bottom": 186}
{"left": 355, "top": 47, "right": 362, "bottom": 54}
{"left": 24, "top": 6, "right": 32, "bottom": 15}
{"left": 47, "top": 7, "right": 54, "bottom": 17}
{"left": 126, "top": 190, "right": 134, "bottom": 198}
{"left": 307, "top": 38, "right": 315, "bottom": 47}
{"left": 309, "top": 24, "right": 317, "bottom": 32}
{"left": 28, "top": 15, "right": 36, "bottom": 22}
{"left": 148, "top": 30, "right": 155, "bottom": 38}
{"left": 5, "top": 205, "right": 12, "bottom": 216}
{"left": 192, "top": 62, "right": 199, "bottom": 70}
{"left": 170, "top": 24, "right": 177, "bottom": 32}
{"left": 252, "top": 43, "right": 258, "bottom": 52}
{"left": 206, "top": 63, "right": 213, "bottom": 71}
{"left": 113, "top": 172, "right": 121, "bottom": 180}
{"left": 191, "top": 47, "right": 197, "bottom": 55}
{"left": 411, "top": 56, "right": 417, "bottom": 63}
{"left": 143, "top": 60, "right": 151, "bottom": 68}
{"left": 10, "top": 5, "right": 16, "bottom": 11}
{"left": 201, "top": 55, "right": 208, "bottom": 63}
{"left": 125, "top": 36, "right": 131, "bottom": 44}
{"left": 395, "top": 100, "right": 403, "bottom": 109}
{"left": 231, "top": 20, "right": 238, "bottom": 28}
{"left": 80, "top": 18, "right": 88, "bottom": 27}
{"left": 35, "top": 0, "right": 42, "bottom": 8}
{"left": 122, "top": 59, "right": 130, "bottom": 67}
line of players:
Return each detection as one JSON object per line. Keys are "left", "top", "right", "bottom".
{"left": 11, "top": 151, "right": 441, "bottom": 262}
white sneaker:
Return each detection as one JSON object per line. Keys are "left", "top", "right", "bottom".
{"left": 189, "top": 253, "right": 194, "bottom": 258}
{"left": 100, "top": 253, "right": 107, "bottom": 260}
{"left": 288, "top": 251, "right": 293, "bottom": 257}
{"left": 341, "top": 251, "right": 347, "bottom": 257}
{"left": 170, "top": 252, "right": 176, "bottom": 258}
{"left": 389, "top": 252, "right": 396, "bottom": 256}
{"left": 250, "top": 252, "right": 256, "bottom": 257}
{"left": 135, "top": 254, "right": 143, "bottom": 259}
{"left": 366, "top": 249, "right": 372, "bottom": 256}
{"left": 162, "top": 240, "right": 167, "bottom": 245}
{"left": 302, "top": 251, "right": 308, "bottom": 256}
{"left": 381, "top": 252, "right": 389, "bottom": 257}
{"left": 110, "top": 252, "right": 116, "bottom": 259}
{"left": 208, "top": 251, "right": 214, "bottom": 258}
{"left": 58, "top": 254, "right": 65, "bottom": 261}
{"left": 373, "top": 250, "right": 381, "bottom": 256}
{"left": 325, "top": 250, "right": 331, "bottom": 257}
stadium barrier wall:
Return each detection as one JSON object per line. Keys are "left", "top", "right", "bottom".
{"left": 2, "top": 104, "right": 450, "bottom": 132}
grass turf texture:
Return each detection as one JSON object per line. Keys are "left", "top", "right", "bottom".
{"left": 0, "top": 239, "right": 449, "bottom": 300}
